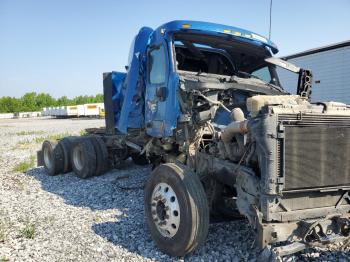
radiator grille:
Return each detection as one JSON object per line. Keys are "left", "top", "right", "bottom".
{"left": 283, "top": 125, "right": 350, "bottom": 190}
{"left": 278, "top": 114, "right": 350, "bottom": 127}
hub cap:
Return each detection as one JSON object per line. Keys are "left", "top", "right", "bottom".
{"left": 151, "top": 182, "right": 180, "bottom": 238}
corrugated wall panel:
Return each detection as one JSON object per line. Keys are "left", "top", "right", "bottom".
{"left": 277, "top": 46, "right": 350, "bottom": 104}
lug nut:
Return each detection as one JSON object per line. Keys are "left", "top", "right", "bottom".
{"left": 158, "top": 221, "right": 166, "bottom": 226}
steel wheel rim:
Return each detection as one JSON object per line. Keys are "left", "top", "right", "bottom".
{"left": 151, "top": 182, "right": 180, "bottom": 238}
{"left": 73, "top": 147, "right": 84, "bottom": 171}
{"left": 43, "top": 146, "right": 53, "bottom": 169}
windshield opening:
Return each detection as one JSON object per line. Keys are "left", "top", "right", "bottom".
{"left": 173, "top": 33, "right": 281, "bottom": 86}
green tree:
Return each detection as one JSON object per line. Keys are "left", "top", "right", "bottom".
{"left": 94, "top": 94, "right": 103, "bottom": 102}
{"left": 0, "top": 97, "right": 21, "bottom": 113}
{"left": 56, "top": 96, "right": 71, "bottom": 106}
{"left": 36, "top": 93, "right": 56, "bottom": 109}
{"left": 20, "top": 92, "right": 37, "bottom": 112}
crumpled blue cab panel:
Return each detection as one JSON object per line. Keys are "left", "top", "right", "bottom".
{"left": 111, "top": 72, "right": 126, "bottom": 128}
{"left": 116, "top": 27, "right": 153, "bottom": 133}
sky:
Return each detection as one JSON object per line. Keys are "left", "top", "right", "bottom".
{"left": 0, "top": 0, "right": 349, "bottom": 98}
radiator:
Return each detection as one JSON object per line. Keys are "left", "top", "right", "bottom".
{"left": 278, "top": 114, "right": 350, "bottom": 190}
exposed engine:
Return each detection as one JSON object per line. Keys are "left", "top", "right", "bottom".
{"left": 173, "top": 71, "right": 350, "bottom": 254}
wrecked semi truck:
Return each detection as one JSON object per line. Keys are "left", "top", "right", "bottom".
{"left": 38, "top": 21, "right": 350, "bottom": 257}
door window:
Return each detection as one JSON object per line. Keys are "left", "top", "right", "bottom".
{"left": 149, "top": 45, "right": 166, "bottom": 84}
{"left": 251, "top": 66, "right": 272, "bottom": 83}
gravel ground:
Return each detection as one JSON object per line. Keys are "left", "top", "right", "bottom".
{"left": 1, "top": 117, "right": 350, "bottom": 261}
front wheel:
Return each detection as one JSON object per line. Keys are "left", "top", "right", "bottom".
{"left": 144, "top": 163, "right": 209, "bottom": 256}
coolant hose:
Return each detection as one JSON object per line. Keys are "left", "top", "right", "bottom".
{"left": 221, "top": 120, "right": 249, "bottom": 142}
{"left": 220, "top": 108, "right": 249, "bottom": 161}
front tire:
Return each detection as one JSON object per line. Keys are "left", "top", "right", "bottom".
{"left": 144, "top": 163, "right": 209, "bottom": 256}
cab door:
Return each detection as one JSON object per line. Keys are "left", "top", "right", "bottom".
{"left": 145, "top": 41, "right": 170, "bottom": 137}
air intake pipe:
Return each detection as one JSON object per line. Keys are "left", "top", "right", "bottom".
{"left": 221, "top": 108, "right": 249, "bottom": 143}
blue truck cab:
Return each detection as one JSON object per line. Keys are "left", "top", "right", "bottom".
{"left": 110, "top": 20, "right": 282, "bottom": 137}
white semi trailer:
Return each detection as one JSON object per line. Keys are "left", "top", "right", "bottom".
{"left": 42, "top": 103, "right": 104, "bottom": 118}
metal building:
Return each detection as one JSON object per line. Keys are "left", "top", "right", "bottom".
{"left": 277, "top": 41, "right": 350, "bottom": 104}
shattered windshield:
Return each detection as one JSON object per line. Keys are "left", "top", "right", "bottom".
{"left": 174, "top": 41, "right": 235, "bottom": 76}
{"left": 173, "top": 33, "right": 282, "bottom": 87}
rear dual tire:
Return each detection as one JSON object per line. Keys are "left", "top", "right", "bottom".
{"left": 42, "top": 140, "right": 64, "bottom": 176}
{"left": 72, "top": 138, "right": 97, "bottom": 178}
{"left": 59, "top": 137, "right": 76, "bottom": 173}
{"left": 42, "top": 136, "right": 109, "bottom": 178}
{"left": 71, "top": 136, "right": 109, "bottom": 178}
{"left": 42, "top": 137, "right": 77, "bottom": 176}
{"left": 90, "top": 136, "right": 109, "bottom": 176}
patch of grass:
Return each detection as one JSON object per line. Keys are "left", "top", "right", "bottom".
{"left": 16, "top": 130, "right": 44, "bottom": 136}
{"left": 0, "top": 257, "right": 10, "bottom": 262}
{"left": 34, "top": 136, "right": 46, "bottom": 144}
{"left": 48, "top": 132, "right": 72, "bottom": 140}
{"left": 14, "top": 132, "right": 73, "bottom": 146}
{"left": 13, "top": 155, "right": 36, "bottom": 173}
{"left": 34, "top": 132, "right": 72, "bottom": 144}
{"left": 79, "top": 129, "right": 86, "bottom": 136}
{"left": 20, "top": 222, "right": 36, "bottom": 239}
{"left": 16, "top": 139, "right": 32, "bottom": 148}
